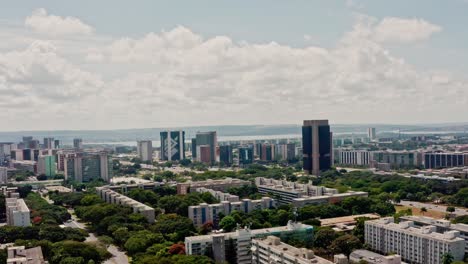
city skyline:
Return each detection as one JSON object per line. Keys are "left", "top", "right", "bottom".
{"left": 1, "top": 1, "right": 467, "bottom": 130}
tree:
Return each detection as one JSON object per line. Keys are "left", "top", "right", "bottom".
{"left": 446, "top": 206, "right": 456, "bottom": 213}
{"left": 314, "top": 228, "right": 339, "bottom": 249}
{"left": 219, "top": 216, "right": 237, "bottom": 232}
{"left": 168, "top": 243, "right": 186, "bottom": 255}
{"left": 330, "top": 234, "right": 362, "bottom": 257}
{"left": 420, "top": 207, "right": 427, "bottom": 215}
{"left": 441, "top": 252, "right": 454, "bottom": 264}
{"left": 353, "top": 217, "right": 370, "bottom": 242}
{"left": 37, "top": 174, "right": 48, "bottom": 181}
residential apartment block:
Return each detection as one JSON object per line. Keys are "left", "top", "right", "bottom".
{"left": 188, "top": 196, "right": 276, "bottom": 227}
{"left": 96, "top": 187, "right": 155, "bottom": 223}
{"left": 337, "top": 149, "right": 371, "bottom": 166}
{"left": 400, "top": 215, "right": 468, "bottom": 254}
{"left": 251, "top": 236, "right": 332, "bottom": 264}
{"left": 194, "top": 187, "right": 240, "bottom": 202}
{"left": 255, "top": 177, "right": 367, "bottom": 207}
{"left": 185, "top": 221, "right": 313, "bottom": 264}
{"left": 7, "top": 246, "right": 45, "bottom": 264}
{"left": 365, "top": 217, "right": 465, "bottom": 264}
{"left": 6, "top": 198, "right": 31, "bottom": 227}
{"left": 177, "top": 178, "right": 250, "bottom": 195}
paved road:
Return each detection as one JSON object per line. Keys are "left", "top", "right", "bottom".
{"left": 400, "top": 201, "right": 468, "bottom": 216}
{"left": 65, "top": 209, "right": 129, "bottom": 263}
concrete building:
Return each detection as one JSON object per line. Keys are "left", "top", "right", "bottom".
{"left": 6, "top": 198, "right": 31, "bottom": 227}
{"left": 338, "top": 150, "right": 371, "bottom": 166}
{"left": 260, "top": 144, "right": 275, "bottom": 161}
{"left": 0, "top": 166, "right": 8, "bottom": 184}
{"left": 192, "top": 132, "right": 217, "bottom": 165}
{"left": 255, "top": 177, "right": 367, "bottom": 207}
{"left": 185, "top": 221, "right": 313, "bottom": 264}
{"left": 400, "top": 215, "right": 468, "bottom": 254}
{"left": 177, "top": 178, "right": 250, "bottom": 195}
{"left": 302, "top": 120, "right": 332, "bottom": 175}
{"left": 64, "top": 151, "right": 112, "bottom": 183}
{"left": 368, "top": 128, "right": 377, "bottom": 141}
{"left": 197, "top": 145, "right": 212, "bottom": 165}
{"left": 251, "top": 236, "right": 333, "bottom": 264}
{"left": 424, "top": 152, "right": 466, "bottom": 169}
{"left": 37, "top": 155, "right": 56, "bottom": 177}
{"left": 365, "top": 217, "right": 465, "bottom": 264}
{"left": 7, "top": 246, "right": 45, "bottom": 264}
{"left": 349, "top": 250, "right": 402, "bottom": 264}
{"left": 320, "top": 214, "right": 380, "bottom": 232}
{"left": 43, "top": 137, "right": 54, "bottom": 149}
{"left": 73, "top": 138, "right": 83, "bottom": 149}
{"left": 371, "top": 151, "right": 421, "bottom": 170}
{"left": 194, "top": 187, "right": 239, "bottom": 202}
{"left": 137, "top": 140, "right": 153, "bottom": 162}
{"left": 188, "top": 196, "right": 276, "bottom": 227}
{"left": 96, "top": 187, "right": 155, "bottom": 223}
{"left": 0, "top": 142, "right": 13, "bottom": 167}
{"left": 275, "top": 143, "right": 296, "bottom": 162}
{"left": 160, "top": 131, "right": 185, "bottom": 161}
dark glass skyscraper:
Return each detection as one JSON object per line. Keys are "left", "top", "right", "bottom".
{"left": 219, "top": 145, "right": 233, "bottom": 166}
{"left": 192, "top": 132, "right": 217, "bottom": 165}
{"left": 160, "top": 131, "right": 185, "bottom": 161}
{"left": 302, "top": 120, "right": 332, "bottom": 175}
{"left": 238, "top": 146, "right": 254, "bottom": 166}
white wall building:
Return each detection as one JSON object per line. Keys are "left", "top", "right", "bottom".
{"left": 365, "top": 217, "right": 465, "bottom": 264}
{"left": 6, "top": 198, "right": 31, "bottom": 227}
{"left": 251, "top": 236, "right": 333, "bottom": 264}
{"left": 338, "top": 150, "right": 371, "bottom": 166}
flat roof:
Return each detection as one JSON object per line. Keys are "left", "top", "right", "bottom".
{"left": 320, "top": 214, "right": 380, "bottom": 226}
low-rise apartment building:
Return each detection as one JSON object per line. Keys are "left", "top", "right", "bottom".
{"left": 96, "top": 187, "right": 155, "bottom": 223}
{"left": 349, "top": 249, "right": 402, "bottom": 264}
{"left": 400, "top": 215, "right": 468, "bottom": 254}
{"left": 365, "top": 217, "right": 465, "bottom": 264}
{"left": 251, "top": 236, "right": 332, "bottom": 264}
{"left": 7, "top": 246, "right": 45, "bottom": 264}
{"left": 255, "top": 177, "right": 368, "bottom": 207}
{"left": 194, "top": 187, "right": 240, "bottom": 202}
{"left": 185, "top": 221, "right": 313, "bottom": 264}
{"left": 177, "top": 178, "right": 250, "bottom": 195}
{"left": 188, "top": 197, "right": 276, "bottom": 227}
{"left": 6, "top": 198, "right": 31, "bottom": 227}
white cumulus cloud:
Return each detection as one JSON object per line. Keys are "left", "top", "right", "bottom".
{"left": 25, "top": 8, "right": 94, "bottom": 36}
{"left": 373, "top": 17, "right": 442, "bottom": 43}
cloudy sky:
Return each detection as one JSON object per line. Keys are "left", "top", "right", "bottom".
{"left": 1, "top": 0, "right": 467, "bottom": 131}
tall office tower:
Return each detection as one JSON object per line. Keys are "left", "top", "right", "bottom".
{"left": 191, "top": 138, "right": 197, "bottom": 159}
{"left": 160, "top": 131, "right": 185, "bottom": 161}
{"left": 53, "top": 140, "right": 60, "bottom": 149}
{"left": 219, "top": 145, "right": 233, "bottom": 166}
{"left": 43, "top": 137, "right": 54, "bottom": 149}
{"left": 0, "top": 143, "right": 13, "bottom": 167}
{"left": 29, "top": 140, "right": 40, "bottom": 149}
{"left": 73, "top": 138, "right": 83, "bottom": 149}
{"left": 367, "top": 127, "right": 377, "bottom": 140}
{"left": 22, "top": 137, "right": 33, "bottom": 148}
{"left": 194, "top": 132, "right": 217, "bottom": 165}
{"left": 260, "top": 144, "right": 275, "bottom": 161}
{"left": 239, "top": 146, "right": 254, "bottom": 166}
{"left": 0, "top": 167, "right": 7, "bottom": 184}
{"left": 37, "top": 155, "right": 56, "bottom": 177}
{"left": 137, "top": 140, "right": 153, "bottom": 162}
{"left": 64, "top": 151, "right": 112, "bottom": 183}
{"left": 197, "top": 145, "right": 212, "bottom": 164}
{"left": 302, "top": 120, "right": 332, "bottom": 175}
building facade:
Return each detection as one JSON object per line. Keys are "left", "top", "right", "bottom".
{"left": 185, "top": 221, "right": 313, "bottom": 264}
{"left": 193, "top": 132, "right": 217, "bottom": 165}
{"left": 251, "top": 236, "right": 332, "bottom": 264}
{"left": 365, "top": 217, "right": 465, "bottom": 264}
{"left": 302, "top": 120, "right": 332, "bottom": 175}
{"left": 219, "top": 145, "right": 233, "bottom": 166}
{"left": 338, "top": 149, "right": 371, "bottom": 166}
{"left": 368, "top": 127, "right": 377, "bottom": 140}
{"left": 64, "top": 151, "right": 113, "bottom": 183}
{"left": 238, "top": 146, "right": 254, "bottom": 166}
{"left": 137, "top": 140, "right": 153, "bottom": 162}
{"left": 73, "top": 138, "right": 83, "bottom": 149}
{"left": 0, "top": 166, "right": 7, "bottom": 184}
{"left": 160, "top": 131, "right": 185, "bottom": 161}
{"left": 177, "top": 178, "right": 250, "bottom": 195}
{"left": 37, "top": 155, "right": 56, "bottom": 177}
{"left": 6, "top": 198, "right": 31, "bottom": 227}
{"left": 424, "top": 152, "right": 466, "bottom": 169}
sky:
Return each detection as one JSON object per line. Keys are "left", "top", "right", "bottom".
{"left": 1, "top": 0, "right": 468, "bottom": 131}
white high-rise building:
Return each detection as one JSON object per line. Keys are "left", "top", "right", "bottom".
{"left": 6, "top": 198, "right": 31, "bottom": 227}
{"left": 368, "top": 127, "right": 377, "bottom": 140}
{"left": 0, "top": 166, "right": 7, "bottom": 184}
{"left": 365, "top": 217, "right": 465, "bottom": 264}
{"left": 137, "top": 140, "right": 153, "bottom": 162}
{"left": 338, "top": 150, "right": 372, "bottom": 166}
